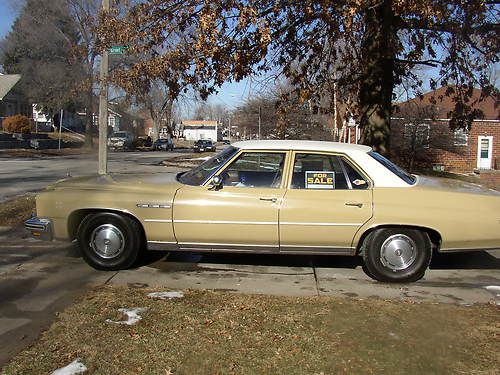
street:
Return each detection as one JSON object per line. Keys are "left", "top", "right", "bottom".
{"left": 0, "top": 150, "right": 184, "bottom": 202}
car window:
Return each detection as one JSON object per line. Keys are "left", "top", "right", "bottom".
{"left": 341, "top": 158, "right": 369, "bottom": 189}
{"left": 178, "top": 146, "right": 239, "bottom": 186}
{"left": 220, "top": 152, "right": 286, "bottom": 188}
{"left": 291, "top": 153, "right": 348, "bottom": 190}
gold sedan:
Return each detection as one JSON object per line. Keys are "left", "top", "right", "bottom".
{"left": 25, "top": 140, "right": 500, "bottom": 282}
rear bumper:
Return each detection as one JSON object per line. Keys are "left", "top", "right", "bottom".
{"left": 24, "top": 217, "right": 53, "bottom": 241}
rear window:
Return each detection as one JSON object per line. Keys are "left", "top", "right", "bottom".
{"left": 368, "top": 151, "right": 416, "bottom": 185}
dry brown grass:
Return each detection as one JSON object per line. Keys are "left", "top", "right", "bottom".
{"left": 0, "top": 195, "right": 35, "bottom": 227}
{"left": 3, "top": 286, "right": 499, "bottom": 375}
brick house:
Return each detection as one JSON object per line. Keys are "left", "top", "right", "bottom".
{"left": 391, "top": 87, "right": 499, "bottom": 174}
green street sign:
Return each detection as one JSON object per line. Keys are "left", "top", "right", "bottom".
{"left": 109, "top": 45, "right": 129, "bottom": 55}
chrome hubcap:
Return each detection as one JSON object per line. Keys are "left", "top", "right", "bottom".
{"left": 380, "top": 234, "right": 417, "bottom": 271}
{"left": 90, "top": 224, "right": 125, "bottom": 259}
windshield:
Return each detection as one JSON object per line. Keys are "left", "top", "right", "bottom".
{"left": 178, "top": 146, "right": 239, "bottom": 186}
{"left": 113, "top": 132, "right": 127, "bottom": 138}
{"left": 196, "top": 140, "right": 212, "bottom": 145}
{"left": 368, "top": 151, "right": 416, "bottom": 185}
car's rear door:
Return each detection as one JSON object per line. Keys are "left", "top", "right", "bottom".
{"left": 279, "top": 151, "right": 373, "bottom": 254}
{"left": 173, "top": 150, "right": 290, "bottom": 252}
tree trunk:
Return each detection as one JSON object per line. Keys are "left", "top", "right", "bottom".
{"left": 358, "top": 0, "right": 396, "bottom": 155}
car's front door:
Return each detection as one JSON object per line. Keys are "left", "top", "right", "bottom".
{"left": 173, "top": 150, "right": 289, "bottom": 252}
{"left": 279, "top": 152, "right": 373, "bottom": 254}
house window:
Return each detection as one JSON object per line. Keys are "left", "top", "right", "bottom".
{"left": 453, "top": 129, "right": 468, "bottom": 146}
{"left": 403, "top": 123, "right": 430, "bottom": 148}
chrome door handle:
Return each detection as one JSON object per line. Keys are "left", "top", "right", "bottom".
{"left": 345, "top": 202, "right": 363, "bottom": 208}
{"left": 260, "top": 197, "right": 277, "bottom": 203}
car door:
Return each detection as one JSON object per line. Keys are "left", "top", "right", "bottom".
{"left": 279, "top": 151, "right": 373, "bottom": 254}
{"left": 173, "top": 150, "right": 290, "bottom": 252}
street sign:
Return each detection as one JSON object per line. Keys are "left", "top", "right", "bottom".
{"left": 109, "top": 46, "right": 129, "bottom": 55}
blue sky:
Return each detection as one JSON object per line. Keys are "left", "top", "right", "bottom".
{"left": 0, "top": 2, "right": 17, "bottom": 40}
{"left": 0, "top": 2, "right": 248, "bottom": 109}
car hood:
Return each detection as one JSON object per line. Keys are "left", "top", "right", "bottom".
{"left": 47, "top": 173, "right": 182, "bottom": 194}
{"left": 416, "top": 175, "right": 499, "bottom": 196}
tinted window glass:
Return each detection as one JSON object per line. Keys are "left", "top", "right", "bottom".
{"left": 220, "top": 152, "right": 285, "bottom": 188}
{"left": 178, "top": 146, "right": 239, "bottom": 186}
{"left": 291, "top": 153, "right": 348, "bottom": 190}
{"left": 368, "top": 151, "right": 416, "bottom": 185}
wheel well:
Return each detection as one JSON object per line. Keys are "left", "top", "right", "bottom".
{"left": 68, "top": 209, "right": 146, "bottom": 245}
{"left": 356, "top": 225, "right": 442, "bottom": 254}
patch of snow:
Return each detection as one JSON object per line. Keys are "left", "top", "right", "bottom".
{"left": 147, "top": 291, "right": 184, "bottom": 300}
{"left": 186, "top": 156, "right": 211, "bottom": 161}
{"left": 51, "top": 359, "right": 87, "bottom": 375}
{"left": 484, "top": 286, "right": 500, "bottom": 297}
{"left": 105, "top": 307, "right": 146, "bottom": 325}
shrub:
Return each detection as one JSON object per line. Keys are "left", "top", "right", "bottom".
{"left": 2, "top": 115, "right": 31, "bottom": 134}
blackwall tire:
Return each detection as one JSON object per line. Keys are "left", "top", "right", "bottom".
{"left": 362, "top": 228, "right": 432, "bottom": 283}
{"left": 77, "top": 212, "right": 141, "bottom": 271}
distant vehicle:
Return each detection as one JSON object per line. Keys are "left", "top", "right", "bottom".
{"left": 194, "top": 139, "right": 216, "bottom": 152}
{"left": 222, "top": 139, "right": 231, "bottom": 145}
{"left": 108, "top": 131, "right": 134, "bottom": 151}
{"left": 154, "top": 138, "right": 174, "bottom": 151}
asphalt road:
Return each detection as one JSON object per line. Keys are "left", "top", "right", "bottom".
{"left": 0, "top": 150, "right": 187, "bottom": 202}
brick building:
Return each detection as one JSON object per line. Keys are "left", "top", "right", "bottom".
{"left": 391, "top": 87, "right": 499, "bottom": 174}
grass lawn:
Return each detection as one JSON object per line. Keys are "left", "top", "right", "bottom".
{"left": 0, "top": 195, "right": 35, "bottom": 227}
{"left": 2, "top": 286, "right": 499, "bottom": 375}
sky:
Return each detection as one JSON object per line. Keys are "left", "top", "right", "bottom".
{"left": 0, "top": 2, "right": 249, "bottom": 110}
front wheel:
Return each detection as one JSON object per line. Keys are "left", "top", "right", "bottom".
{"left": 77, "top": 212, "right": 142, "bottom": 270}
{"left": 362, "top": 228, "right": 432, "bottom": 283}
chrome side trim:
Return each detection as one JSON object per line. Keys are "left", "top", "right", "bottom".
{"left": 179, "top": 242, "right": 278, "bottom": 253}
{"left": 136, "top": 203, "right": 171, "bottom": 209}
{"left": 147, "top": 241, "right": 179, "bottom": 251}
{"left": 179, "top": 242, "right": 277, "bottom": 248}
{"left": 174, "top": 220, "right": 275, "bottom": 225}
{"left": 280, "top": 222, "right": 362, "bottom": 226}
{"left": 439, "top": 247, "right": 500, "bottom": 253}
{"left": 144, "top": 219, "right": 172, "bottom": 223}
{"left": 280, "top": 246, "right": 355, "bottom": 255}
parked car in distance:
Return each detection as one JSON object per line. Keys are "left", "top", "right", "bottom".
{"left": 26, "top": 140, "right": 500, "bottom": 283}
{"left": 194, "top": 139, "right": 216, "bottom": 152}
{"left": 153, "top": 138, "right": 174, "bottom": 151}
{"left": 108, "top": 131, "right": 135, "bottom": 151}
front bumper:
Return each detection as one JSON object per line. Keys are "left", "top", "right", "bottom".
{"left": 24, "top": 217, "right": 53, "bottom": 241}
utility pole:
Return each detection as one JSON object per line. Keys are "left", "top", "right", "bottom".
{"left": 258, "top": 105, "right": 261, "bottom": 140}
{"left": 58, "top": 109, "right": 63, "bottom": 150}
{"left": 228, "top": 117, "right": 231, "bottom": 143}
{"left": 98, "top": 0, "right": 110, "bottom": 175}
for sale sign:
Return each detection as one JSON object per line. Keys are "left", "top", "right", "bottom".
{"left": 305, "top": 171, "right": 335, "bottom": 189}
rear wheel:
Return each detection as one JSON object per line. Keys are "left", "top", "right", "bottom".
{"left": 362, "top": 228, "right": 431, "bottom": 283}
{"left": 77, "top": 212, "right": 141, "bottom": 270}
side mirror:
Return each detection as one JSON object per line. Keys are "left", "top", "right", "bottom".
{"left": 209, "top": 175, "right": 223, "bottom": 190}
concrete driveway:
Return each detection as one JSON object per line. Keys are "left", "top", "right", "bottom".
{"left": 1, "top": 225, "right": 499, "bottom": 367}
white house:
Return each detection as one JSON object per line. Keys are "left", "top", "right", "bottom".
{"left": 181, "top": 120, "right": 218, "bottom": 141}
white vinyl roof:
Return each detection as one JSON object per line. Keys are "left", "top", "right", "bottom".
{"left": 231, "top": 140, "right": 411, "bottom": 188}
{"left": 232, "top": 140, "right": 372, "bottom": 153}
